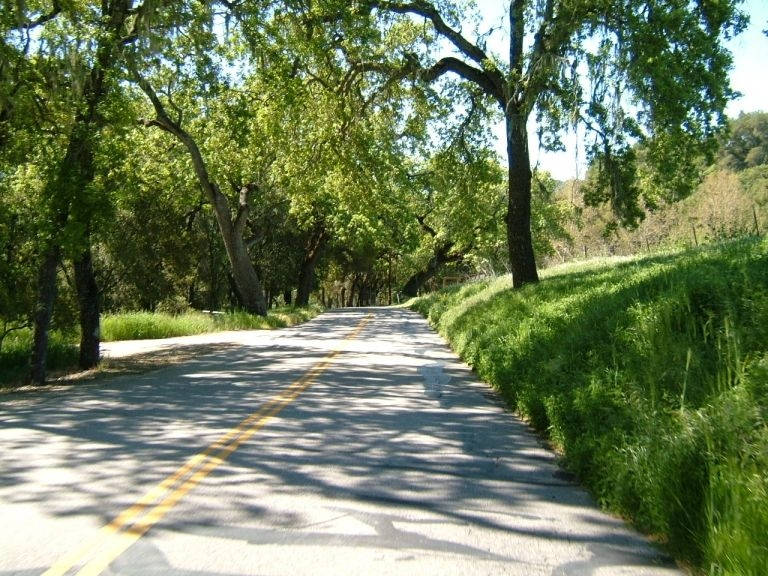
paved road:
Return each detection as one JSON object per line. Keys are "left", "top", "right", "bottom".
{"left": 0, "top": 308, "right": 679, "bottom": 575}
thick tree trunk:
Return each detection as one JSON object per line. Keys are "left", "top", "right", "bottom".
{"left": 402, "top": 242, "right": 460, "bottom": 297}
{"left": 29, "top": 0, "right": 130, "bottom": 383}
{"left": 29, "top": 128, "right": 88, "bottom": 384}
{"left": 296, "top": 264, "right": 315, "bottom": 307}
{"left": 221, "top": 218, "right": 267, "bottom": 315}
{"left": 74, "top": 245, "right": 100, "bottom": 370}
{"left": 505, "top": 110, "right": 539, "bottom": 287}
{"left": 209, "top": 191, "right": 266, "bottom": 315}
{"left": 283, "top": 289, "right": 292, "bottom": 306}
{"left": 227, "top": 272, "right": 242, "bottom": 308}
{"left": 135, "top": 76, "right": 268, "bottom": 316}
{"left": 346, "top": 279, "right": 356, "bottom": 308}
{"left": 295, "top": 231, "right": 326, "bottom": 307}
{"left": 29, "top": 246, "right": 60, "bottom": 384}
{"left": 402, "top": 270, "right": 430, "bottom": 298}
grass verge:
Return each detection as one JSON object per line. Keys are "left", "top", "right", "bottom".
{"left": 0, "top": 330, "right": 78, "bottom": 387}
{"left": 100, "top": 306, "right": 321, "bottom": 341}
{"left": 410, "top": 238, "right": 768, "bottom": 574}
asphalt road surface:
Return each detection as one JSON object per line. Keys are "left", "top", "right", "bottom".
{"left": 0, "top": 308, "right": 680, "bottom": 575}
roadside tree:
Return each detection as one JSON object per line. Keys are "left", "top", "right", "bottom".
{"left": 364, "top": 0, "right": 746, "bottom": 286}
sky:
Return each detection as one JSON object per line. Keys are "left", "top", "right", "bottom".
{"left": 472, "top": 0, "right": 768, "bottom": 180}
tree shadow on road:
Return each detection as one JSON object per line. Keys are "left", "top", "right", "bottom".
{"left": 0, "top": 308, "right": 679, "bottom": 575}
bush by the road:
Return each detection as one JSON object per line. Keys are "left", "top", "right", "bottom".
{"left": 410, "top": 237, "right": 768, "bottom": 574}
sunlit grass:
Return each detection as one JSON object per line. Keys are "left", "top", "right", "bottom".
{"left": 410, "top": 237, "right": 768, "bottom": 573}
{"left": 99, "top": 306, "right": 321, "bottom": 341}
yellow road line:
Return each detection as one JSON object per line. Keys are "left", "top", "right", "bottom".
{"left": 43, "top": 314, "right": 371, "bottom": 576}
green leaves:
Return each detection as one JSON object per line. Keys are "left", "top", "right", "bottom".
{"left": 720, "top": 111, "right": 768, "bottom": 170}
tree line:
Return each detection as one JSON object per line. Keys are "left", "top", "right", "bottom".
{"left": 0, "top": 1, "right": 745, "bottom": 383}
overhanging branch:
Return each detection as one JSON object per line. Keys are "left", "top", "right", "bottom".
{"left": 17, "top": 1, "right": 61, "bottom": 29}
{"left": 425, "top": 57, "right": 504, "bottom": 108}
{"left": 371, "top": 1, "right": 490, "bottom": 67}
{"left": 369, "top": 1, "right": 506, "bottom": 107}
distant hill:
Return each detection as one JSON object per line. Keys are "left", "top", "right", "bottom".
{"left": 548, "top": 112, "right": 768, "bottom": 266}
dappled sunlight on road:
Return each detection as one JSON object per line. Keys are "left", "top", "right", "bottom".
{"left": 0, "top": 308, "right": 679, "bottom": 576}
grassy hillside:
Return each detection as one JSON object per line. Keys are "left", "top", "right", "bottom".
{"left": 410, "top": 237, "right": 768, "bottom": 574}
{"left": 549, "top": 165, "right": 768, "bottom": 265}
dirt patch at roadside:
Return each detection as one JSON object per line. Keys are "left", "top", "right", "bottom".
{"left": 0, "top": 343, "right": 242, "bottom": 395}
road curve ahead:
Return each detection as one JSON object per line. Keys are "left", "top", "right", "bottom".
{"left": 0, "top": 307, "right": 679, "bottom": 576}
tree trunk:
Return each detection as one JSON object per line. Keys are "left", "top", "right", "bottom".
{"left": 226, "top": 234, "right": 267, "bottom": 315}
{"left": 74, "top": 245, "right": 100, "bottom": 370}
{"left": 133, "top": 80, "right": 267, "bottom": 316}
{"left": 29, "top": 128, "right": 88, "bottom": 384}
{"left": 30, "top": 246, "right": 60, "bottom": 384}
{"left": 135, "top": 75, "right": 269, "bottom": 316}
{"left": 346, "top": 279, "right": 356, "bottom": 307}
{"left": 211, "top": 192, "right": 267, "bottom": 315}
{"left": 295, "top": 233, "right": 326, "bottom": 307}
{"left": 505, "top": 110, "right": 539, "bottom": 287}
{"left": 402, "top": 241, "right": 460, "bottom": 297}
{"left": 295, "top": 264, "right": 315, "bottom": 307}
{"left": 29, "top": 0, "right": 131, "bottom": 383}
{"left": 227, "top": 271, "right": 243, "bottom": 308}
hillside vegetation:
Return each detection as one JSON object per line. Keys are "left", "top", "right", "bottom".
{"left": 410, "top": 237, "right": 768, "bottom": 574}
{"left": 548, "top": 113, "right": 768, "bottom": 266}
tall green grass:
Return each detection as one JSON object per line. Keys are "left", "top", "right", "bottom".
{"left": 410, "top": 237, "right": 768, "bottom": 574}
{"left": 0, "top": 330, "right": 78, "bottom": 384}
{"left": 100, "top": 307, "right": 319, "bottom": 341}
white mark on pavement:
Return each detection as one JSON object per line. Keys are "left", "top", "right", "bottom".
{"left": 419, "top": 363, "right": 451, "bottom": 399}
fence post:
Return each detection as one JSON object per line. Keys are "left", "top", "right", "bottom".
{"left": 691, "top": 224, "right": 699, "bottom": 247}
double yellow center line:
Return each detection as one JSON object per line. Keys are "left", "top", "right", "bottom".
{"left": 43, "top": 313, "right": 372, "bottom": 576}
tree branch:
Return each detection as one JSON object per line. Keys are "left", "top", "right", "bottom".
{"left": 131, "top": 66, "right": 227, "bottom": 221}
{"left": 524, "top": 0, "right": 575, "bottom": 112}
{"left": 371, "top": 1, "right": 490, "bottom": 67}
{"left": 425, "top": 57, "right": 505, "bottom": 108}
{"left": 509, "top": 0, "right": 525, "bottom": 76}
{"left": 134, "top": 72, "right": 177, "bottom": 134}
{"left": 370, "top": 1, "right": 507, "bottom": 104}
{"left": 530, "top": 0, "right": 556, "bottom": 66}
{"left": 416, "top": 214, "right": 438, "bottom": 237}
{"left": 234, "top": 184, "right": 253, "bottom": 237}
{"left": 17, "top": 1, "right": 62, "bottom": 29}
